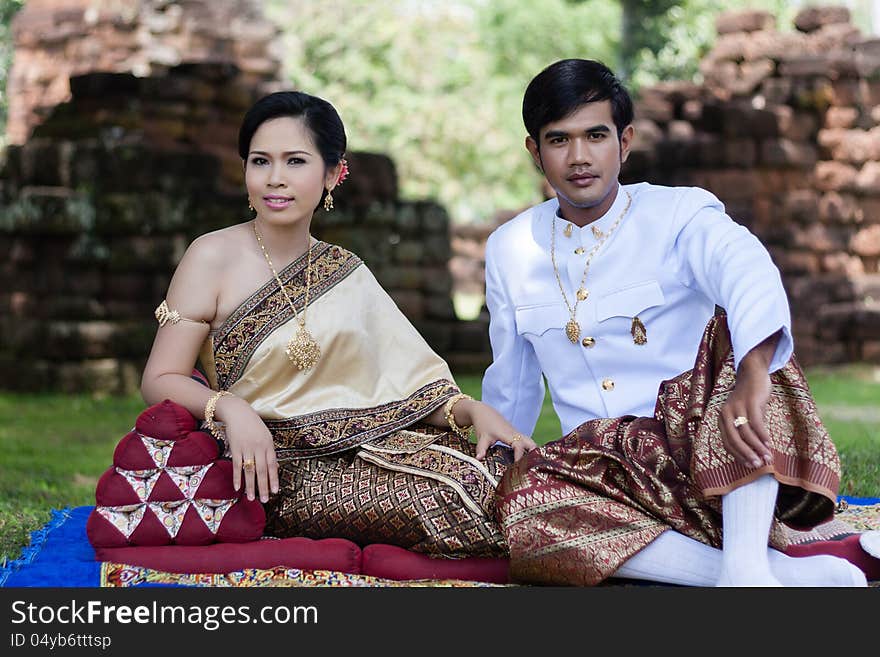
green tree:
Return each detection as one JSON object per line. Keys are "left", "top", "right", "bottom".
{"left": 267, "top": 0, "right": 620, "bottom": 222}
{"left": 0, "top": 0, "right": 24, "bottom": 145}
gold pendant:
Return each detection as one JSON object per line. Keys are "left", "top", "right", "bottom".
{"left": 286, "top": 326, "right": 321, "bottom": 370}
{"left": 631, "top": 316, "right": 647, "bottom": 345}
{"left": 563, "top": 223, "right": 573, "bottom": 237}
{"left": 576, "top": 288, "right": 589, "bottom": 301}
{"left": 565, "top": 319, "right": 581, "bottom": 344}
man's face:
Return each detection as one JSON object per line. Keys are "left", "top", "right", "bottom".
{"left": 526, "top": 100, "right": 633, "bottom": 222}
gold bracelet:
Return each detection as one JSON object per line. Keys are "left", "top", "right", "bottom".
{"left": 444, "top": 392, "right": 473, "bottom": 439}
{"left": 204, "top": 390, "right": 232, "bottom": 440}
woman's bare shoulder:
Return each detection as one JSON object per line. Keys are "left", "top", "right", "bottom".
{"left": 184, "top": 222, "right": 253, "bottom": 269}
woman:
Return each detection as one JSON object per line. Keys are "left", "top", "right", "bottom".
{"left": 140, "top": 91, "right": 536, "bottom": 557}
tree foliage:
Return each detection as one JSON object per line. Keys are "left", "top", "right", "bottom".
{"left": 267, "top": 0, "right": 620, "bottom": 222}
{"left": 0, "top": 0, "right": 24, "bottom": 145}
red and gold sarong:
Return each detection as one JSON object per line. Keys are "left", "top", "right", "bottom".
{"left": 496, "top": 316, "right": 841, "bottom": 585}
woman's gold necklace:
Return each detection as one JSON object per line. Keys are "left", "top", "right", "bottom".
{"left": 550, "top": 190, "right": 632, "bottom": 344}
{"left": 253, "top": 223, "right": 321, "bottom": 370}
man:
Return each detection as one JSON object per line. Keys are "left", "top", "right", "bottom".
{"left": 479, "top": 59, "right": 865, "bottom": 587}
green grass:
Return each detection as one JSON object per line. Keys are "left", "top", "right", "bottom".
{"left": 2, "top": 367, "right": 878, "bottom": 564}
{"left": 0, "top": 394, "right": 146, "bottom": 567}
{"left": 804, "top": 366, "right": 880, "bottom": 498}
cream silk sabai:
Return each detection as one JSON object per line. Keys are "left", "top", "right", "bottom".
{"left": 199, "top": 264, "right": 454, "bottom": 421}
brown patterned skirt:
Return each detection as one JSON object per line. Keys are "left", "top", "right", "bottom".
{"left": 496, "top": 316, "right": 841, "bottom": 586}
{"left": 264, "top": 428, "right": 511, "bottom": 558}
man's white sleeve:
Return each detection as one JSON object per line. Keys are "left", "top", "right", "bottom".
{"left": 671, "top": 188, "right": 793, "bottom": 373}
{"left": 480, "top": 235, "right": 545, "bottom": 435}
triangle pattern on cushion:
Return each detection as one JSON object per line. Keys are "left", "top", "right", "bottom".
{"left": 167, "top": 431, "right": 219, "bottom": 467}
{"left": 166, "top": 464, "right": 213, "bottom": 500}
{"left": 94, "top": 467, "right": 142, "bottom": 507}
{"left": 118, "top": 468, "right": 161, "bottom": 502}
{"left": 149, "top": 500, "right": 191, "bottom": 538}
{"left": 135, "top": 399, "right": 198, "bottom": 440}
{"left": 172, "top": 505, "right": 217, "bottom": 545}
{"left": 112, "top": 430, "right": 155, "bottom": 470}
{"left": 193, "top": 460, "right": 235, "bottom": 499}
{"left": 141, "top": 435, "right": 175, "bottom": 468}
{"left": 96, "top": 504, "right": 147, "bottom": 540}
{"left": 192, "top": 499, "right": 235, "bottom": 533}
{"left": 147, "top": 470, "right": 188, "bottom": 502}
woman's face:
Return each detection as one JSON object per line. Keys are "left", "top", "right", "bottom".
{"left": 244, "top": 116, "right": 338, "bottom": 227}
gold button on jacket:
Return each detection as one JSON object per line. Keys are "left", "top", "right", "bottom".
{"left": 602, "top": 378, "right": 615, "bottom": 391}
{"left": 581, "top": 337, "right": 596, "bottom": 348}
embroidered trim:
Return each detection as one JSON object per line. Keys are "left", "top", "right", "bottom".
{"left": 355, "top": 450, "right": 488, "bottom": 518}
{"left": 426, "top": 444, "right": 500, "bottom": 489}
{"left": 269, "top": 381, "right": 459, "bottom": 458}
{"left": 213, "top": 243, "right": 361, "bottom": 389}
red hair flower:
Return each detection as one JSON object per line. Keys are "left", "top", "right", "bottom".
{"left": 337, "top": 158, "right": 350, "bottom": 186}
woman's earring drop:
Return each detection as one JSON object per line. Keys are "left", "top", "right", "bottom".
{"left": 323, "top": 190, "right": 334, "bottom": 211}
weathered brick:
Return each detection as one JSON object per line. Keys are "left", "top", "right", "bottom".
{"left": 814, "top": 160, "right": 858, "bottom": 191}
{"left": 760, "top": 139, "right": 817, "bottom": 168}
{"left": 855, "top": 162, "right": 880, "bottom": 194}
{"left": 818, "top": 191, "right": 861, "bottom": 223}
{"left": 824, "top": 106, "right": 860, "bottom": 130}
{"left": 851, "top": 225, "right": 880, "bottom": 257}
{"left": 794, "top": 6, "right": 851, "bottom": 33}
{"left": 822, "top": 252, "right": 865, "bottom": 276}
{"left": 716, "top": 9, "right": 776, "bottom": 35}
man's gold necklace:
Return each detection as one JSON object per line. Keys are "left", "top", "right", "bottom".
{"left": 253, "top": 223, "right": 321, "bottom": 370}
{"left": 550, "top": 190, "right": 632, "bottom": 344}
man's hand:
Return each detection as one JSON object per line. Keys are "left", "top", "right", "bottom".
{"left": 719, "top": 331, "right": 780, "bottom": 468}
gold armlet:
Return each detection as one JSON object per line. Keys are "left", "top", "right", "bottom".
{"left": 204, "top": 390, "right": 232, "bottom": 441}
{"left": 154, "top": 300, "right": 208, "bottom": 327}
{"left": 443, "top": 392, "right": 474, "bottom": 439}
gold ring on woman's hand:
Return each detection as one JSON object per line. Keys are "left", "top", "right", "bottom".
{"left": 242, "top": 458, "right": 256, "bottom": 470}
{"left": 733, "top": 416, "right": 749, "bottom": 428}
{"left": 509, "top": 433, "right": 524, "bottom": 446}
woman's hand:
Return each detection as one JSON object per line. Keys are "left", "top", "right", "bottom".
{"left": 461, "top": 400, "right": 538, "bottom": 462}
{"left": 215, "top": 396, "right": 279, "bottom": 502}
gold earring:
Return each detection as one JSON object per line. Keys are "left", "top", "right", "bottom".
{"left": 248, "top": 199, "right": 255, "bottom": 213}
{"left": 323, "top": 190, "right": 334, "bottom": 211}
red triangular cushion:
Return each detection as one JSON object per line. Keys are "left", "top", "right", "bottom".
{"left": 135, "top": 399, "right": 198, "bottom": 441}
{"left": 128, "top": 507, "right": 172, "bottom": 546}
{"left": 216, "top": 498, "right": 266, "bottom": 543}
{"left": 167, "top": 431, "right": 219, "bottom": 467}
{"left": 94, "top": 467, "right": 142, "bottom": 506}
{"left": 194, "top": 460, "right": 237, "bottom": 499}
{"left": 173, "top": 504, "right": 217, "bottom": 546}
{"left": 86, "top": 508, "right": 132, "bottom": 548}
{"left": 147, "top": 471, "right": 187, "bottom": 502}
{"left": 112, "top": 430, "right": 155, "bottom": 470}
{"left": 88, "top": 398, "right": 267, "bottom": 550}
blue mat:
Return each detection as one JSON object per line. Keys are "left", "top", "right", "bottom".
{"left": 2, "top": 507, "right": 101, "bottom": 587}
{"left": 3, "top": 500, "right": 879, "bottom": 587}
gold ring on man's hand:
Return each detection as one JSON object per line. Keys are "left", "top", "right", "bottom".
{"left": 733, "top": 416, "right": 749, "bottom": 428}
{"left": 242, "top": 458, "right": 256, "bottom": 470}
